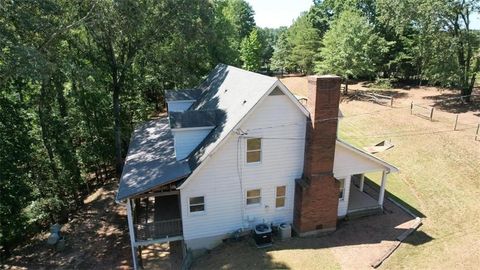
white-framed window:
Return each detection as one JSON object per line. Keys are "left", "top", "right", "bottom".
{"left": 189, "top": 196, "right": 205, "bottom": 213}
{"left": 275, "top": 186, "right": 286, "bottom": 208}
{"left": 338, "top": 178, "right": 345, "bottom": 200}
{"left": 246, "top": 189, "right": 261, "bottom": 205}
{"left": 246, "top": 138, "right": 261, "bottom": 163}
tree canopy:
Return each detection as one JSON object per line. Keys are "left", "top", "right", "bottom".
{"left": 240, "top": 29, "right": 263, "bottom": 71}
{"left": 271, "top": 0, "right": 479, "bottom": 96}
{"left": 0, "top": 0, "right": 258, "bottom": 255}
{"left": 316, "top": 9, "right": 390, "bottom": 89}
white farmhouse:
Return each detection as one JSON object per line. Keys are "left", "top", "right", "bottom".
{"left": 116, "top": 64, "right": 398, "bottom": 269}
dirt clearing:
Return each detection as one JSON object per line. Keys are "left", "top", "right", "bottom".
{"left": 3, "top": 182, "right": 132, "bottom": 270}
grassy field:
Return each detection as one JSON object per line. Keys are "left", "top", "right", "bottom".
{"left": 192, "top": 238, "right": 340, "bottom": 270}
{"left": 337, "top": 88, "right": 480, "bottom": 269}
{"left": 275, "top": 76, "right": 480, "bottom": 268}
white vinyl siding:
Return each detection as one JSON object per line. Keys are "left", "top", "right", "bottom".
{"left": 180, "top": 95, "right": 306, "bottom": 241}
{"left": 334, "top": 142, "right": 391, "bottom": 176}
{"left": 337, "top": 175, "right": 351, "bottom": 217}
{"left": 167, "top": 100, "right": 194, "bottom": 112}
{"left": 172, "top": 127, "right": 213, "bottom": 160}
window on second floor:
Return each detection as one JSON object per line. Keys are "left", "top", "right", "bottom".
{"left": 246, "top": 138, "right": 261, "bottom": 163}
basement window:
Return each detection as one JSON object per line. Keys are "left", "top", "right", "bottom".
{"left": 189, "top": 196, "right": 205, "bottom": 213}
{"left": 276, "top": 186, "right": 286, "bottom": 208}
{"left": 338, "top": 178, "right": 345, "bottom": 200}
{"left": 246, "top": 138, "right": 262, "bottom": 163}
{"left": 246, "top": 189, "right": 261, "bottom": 205}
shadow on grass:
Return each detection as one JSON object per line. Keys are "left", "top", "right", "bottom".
{"left": 422, "top": 92, "right": 480, "bottom": 114}
{"left": 362, "top": 177, "right": 426, "bottom": 218}
{"left": 403, "top": 230, "right": 434, "bottom": 246}
{"left": 342, "top": 90, "right": 409, "bottom": 106}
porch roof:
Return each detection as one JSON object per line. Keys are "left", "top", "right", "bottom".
{"left": 116, "top": 118, "right": 190, "bottom": 201}
{"left": 333, "top": 139, "right": 399, "bottom": 177}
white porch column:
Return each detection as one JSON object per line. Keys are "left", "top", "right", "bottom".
{"left": 127, "top": 199, "right": 139, "bottom": 270}
{"left": 359, "top": 174, "right": 365, "bottom": 192}
{"left": 378, "top": 171, "right": 388, "bottom": 207}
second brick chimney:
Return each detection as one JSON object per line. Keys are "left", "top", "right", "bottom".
{"left": 293, "top": 75, "right": 341, "bottom": 236}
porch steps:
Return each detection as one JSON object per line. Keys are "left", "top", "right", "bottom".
{"left": 346, "top": 206, "right": 383, "bottom": 219}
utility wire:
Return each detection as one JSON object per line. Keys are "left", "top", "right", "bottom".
{"left": 242, "top": 126, "right": 478, "bottom": 141}
{"left": 244, "top": 94, "right": 479, "bottom": 133}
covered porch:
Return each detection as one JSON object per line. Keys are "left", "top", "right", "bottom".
{"left": 334, "top": 140, "right": 398, "bottom": 218}
{"left": 347, "top": 173, "right": 386, "bottom": 216}
{"left": 125, "top": 185, "right": 185, "bottom": 269}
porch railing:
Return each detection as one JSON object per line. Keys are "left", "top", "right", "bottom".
{"left": 135, "top": 218, "right": 183, "bottom": 241}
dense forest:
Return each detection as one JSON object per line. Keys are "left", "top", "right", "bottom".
{"left": 0, "top": 0, "right": 479, "bottom": 257}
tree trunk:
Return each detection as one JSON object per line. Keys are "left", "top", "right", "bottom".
{"left": 39, "top": 81, "right": 59, "bottom": 180}
{"left": 344, "top": 77, "right": 349, "bottom": 95}
{"left": 113, "top": 82, "right": 123, "bottom": 177}
{"left": 462, "top": 72, "right": 477, "bottom": 102}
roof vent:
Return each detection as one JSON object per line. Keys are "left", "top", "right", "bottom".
{"left": 269, "top": 87, "right": 285, "bottom": 96}
{"left": 242, "top": 100, "right": 247, "bottom": 105}
{"left": 224, "top": 89, "right": 228, "bottom": 93}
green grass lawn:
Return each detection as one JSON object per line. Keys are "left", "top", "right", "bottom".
{"left": 338, "top": 100, "right": 480, "bottom": 269}
{"left": 192, "top": 238, "right": 340, "bottom": 270}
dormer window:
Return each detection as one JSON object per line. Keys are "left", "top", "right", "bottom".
{"left": 246, "top": 138, "right": 261, "bottom": 163}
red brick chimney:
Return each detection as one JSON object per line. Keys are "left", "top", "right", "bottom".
{"left": 293, "top": 75, "right": 341, "bottom": 236}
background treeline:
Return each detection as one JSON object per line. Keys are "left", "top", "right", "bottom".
{"left": 0, "top": 0, "right": 479, "bottom": 257}
{"left": 270, "top": 0, "right": 480, "bottom": 96}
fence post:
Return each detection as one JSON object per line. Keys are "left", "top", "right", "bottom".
{"left": 410, "top": 101, "right": 413, "bottom": 115}
{"left": 429, "top": 107, "right": 434, "bottom": 121}
{"left": 390, "top": 97, "right": 394, "bottom": 107}
{"left": 454, "top": 114, "right": 459, "bottom": 131}
{"left": 476, "top": 124, "right": 480, "bottom": 141}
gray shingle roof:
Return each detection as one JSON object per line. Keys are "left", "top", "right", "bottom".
{"left": 165, "top": 88, "right": 202, "bottom": 101}
{"left": 117, "top": 64, "right": 278, "bottom": 200}
{"left": 116, "top": 118, "right": 190, "bottom": 201}
{"left": 186, "top": 64, "right": 277, "bottom": 170}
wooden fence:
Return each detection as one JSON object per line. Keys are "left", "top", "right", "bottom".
{"left": 357, "top": 91, "right": 394, "bottom": 107}
{"left": 410, "top": 102, "right": 434, "bottom": 121}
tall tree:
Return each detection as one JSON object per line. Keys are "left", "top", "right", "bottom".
{"left": 286, "top": 12, "right": 321, "bottom": 74}
{"left": 84, "top": 0, "right": 169, "bottom": 175}
{"left": 222, "top": 0, "right": 256, "bottom": 39}
{"left": 214, "top": 0, "right": 256, "bottom": 65}
{"left": 271, "top": 28, "right": 292, "bottom": 74}
{"left": 256, "top": 27, "right": 282, "bottom": 70}
{"left": 240, "top": 29, "right": 262, "bottom": 71}
{"left": 316, "top": 9, "right": 390, "bottom": 92}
